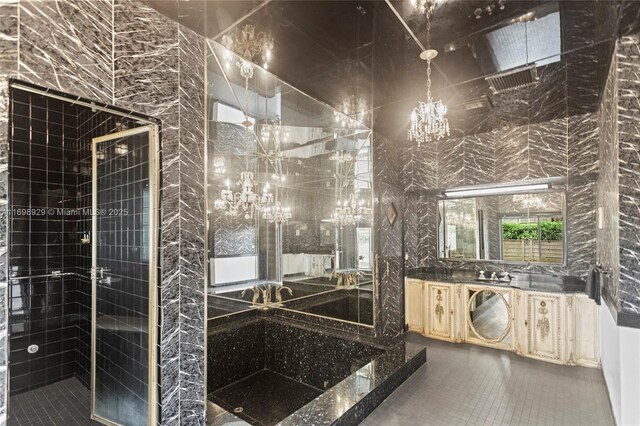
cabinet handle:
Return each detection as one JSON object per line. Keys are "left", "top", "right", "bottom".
{"left": 524, "top": 320, "right": 528, "bottom": 327}
{"left": 450, "top": 309, "right": 454, "bottom": 315}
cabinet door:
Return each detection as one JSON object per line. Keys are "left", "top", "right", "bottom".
{"left": 405, "top": 279, "right": 424, "bottom": 332}
{"left": 573, "top": 295, "right": 600, "bottom": 367}
{"left": 426, "top": 283, "right": 454, "bottom": 341}
{"left": 525, "top": 292, "right": 563, "bottom": 363}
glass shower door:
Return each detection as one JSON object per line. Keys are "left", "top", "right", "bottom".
{"left": 91, "top": 126, "right": 157, "bottom": 426}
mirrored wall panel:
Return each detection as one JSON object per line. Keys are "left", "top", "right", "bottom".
{"left": 206, "top": 41, "right": 374, "bottom": 326}
{"left": 438, "top": 189, "right": 565, "bottom": 264}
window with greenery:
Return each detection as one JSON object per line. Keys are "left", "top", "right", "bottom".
{"left": 501, "top": 216, "right": 563, "bottom": 263}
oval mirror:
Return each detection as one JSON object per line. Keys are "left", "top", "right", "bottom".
{"left": 467, "top": 289, "right": 511, "bottom": 343}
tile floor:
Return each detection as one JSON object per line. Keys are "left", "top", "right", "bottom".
{"left": 8, "top": 377, "right": 98, "bottom": 426}
{"left": 361, "top": 333, "right": 614, "bottom": 426}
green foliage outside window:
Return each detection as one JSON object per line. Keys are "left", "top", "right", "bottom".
{"left": 502, "top": 221, "right": 563, "bottom": 241}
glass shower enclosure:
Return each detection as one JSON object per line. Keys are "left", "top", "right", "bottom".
{"left": 91, "top": 126, "right": 158, "bottom": 426}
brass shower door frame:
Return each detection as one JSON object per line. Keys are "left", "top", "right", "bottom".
{"left": 90, "top": 125, "right": 159, "bottom": 426}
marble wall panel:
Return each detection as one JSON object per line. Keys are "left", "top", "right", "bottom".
{"left": 616, "top": 35, "right": 640, "bottom": 316}
{"left": 494, "top": 125, "right": 529, "bottom": 182}
{"left": 18, "top": 0, "right": 113, "bottom": 102}
{"left": 529, "top": 62, "right": 568, "bottom": 124}
{"left": 568, "top": 113, "right": 599, "bottom": 176}
{"left": 464, "top": 133, "right": 495, "bottom": 185}
{"left": 528, "top": 118, "right": 568, "bottom": 179}
{"left": 177, "top": 26, "right": 206, "bottom": 423}
{"left": 598, "top": 43, "right": 620, "bottom": 307}
{"left": 437, "top": 136, "right": 464, "bottom": 188}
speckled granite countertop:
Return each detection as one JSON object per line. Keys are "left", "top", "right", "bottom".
{"left": 406, "top": 268, "right": 586, "bottom": 294}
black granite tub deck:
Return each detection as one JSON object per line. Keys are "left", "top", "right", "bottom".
{"left": 207, "top": 317, "right": 426, "bottom": 426}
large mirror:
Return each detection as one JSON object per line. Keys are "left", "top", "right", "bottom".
{"left": 206, "top": 41, "right": 374, "bottom": 326}
{"left": 438, "top": 188, "right": 565, "bottom": 264}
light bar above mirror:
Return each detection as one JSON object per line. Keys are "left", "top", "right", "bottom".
{"left": 443, "top": 182, "right": 551, "bottom": 198}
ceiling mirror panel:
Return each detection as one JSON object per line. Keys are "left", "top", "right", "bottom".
{"left": 206, "top": 40, "right": 374, "bottom": 327}
{"left": 438, "top": 186, "right": 565, "bottom": 265}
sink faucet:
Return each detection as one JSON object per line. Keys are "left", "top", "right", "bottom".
{"left": 275, "top": 286, "right": 293, "bottom": 304}
{"left": 241, "top": 287, "right": 260, "bottom": 305}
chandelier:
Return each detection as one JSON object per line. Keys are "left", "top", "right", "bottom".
{"left": 411, "top": 0, "right": 446, "bottom": 17}
{"left": 262, "top": 201, "right": 292, "bottom": 224}
{"left": 260, "top": 119, "right": 289, "bottom": 183}
{"left": 513, "top": 194, "right": 544, "bottom": 210}
{"left": 333, "top": 95, "right": 368, "bottom": 128}
{"left": 214, "top": 172, "right": 274, "bottom": 220}
{"left": 331, "top": 192, "right": 371, "bottom": 228}
{"left": 329, "top": 151, "right": 355, "bottom": 163}
{"left": 221, "top": 24, "right": 274, "bottom": 71}
{"left": 407, "top": 5, "right": 450, "bottom": 147}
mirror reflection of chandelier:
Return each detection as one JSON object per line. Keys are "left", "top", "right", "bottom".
{"left": 329, "top": 151, "right": 355, "bottom": 163}
{"left": 221, "top": 24, "right": 274, "bottom": 71}
{"left": 407, "top": 7, "right": 450, "bottom": 147}
{"left": 214, "top": 172, "right": 274, "bottom": 220}
{"left": 334, "top": 95, "right": 368, "bottom": 128}
{"left": 262, "top": 201, "right": 292, "bottom": 224}
{"left": 513, "top": 194, "right": 544, "bottom": 209}
{"left": 331, "top": 192, "right": 371, "bottom": 228}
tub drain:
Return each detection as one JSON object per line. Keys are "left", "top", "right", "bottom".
{"left": 233, "top": 407, "right": 243, "bottom": 414}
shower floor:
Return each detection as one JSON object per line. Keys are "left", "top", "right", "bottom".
{"left": 209, "top": 369, "right": 322, "bottom": 426}
{"left": 8, "top": 377, "right": 98, "bottom": 425}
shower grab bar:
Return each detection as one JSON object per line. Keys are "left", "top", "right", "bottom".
{"left": 9, "top": 272, "right": 77, "bottom": 281}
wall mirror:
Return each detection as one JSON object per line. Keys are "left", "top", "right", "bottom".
{"left": 437, "top": 186, "right": 565, "bottom": 265}
{"left": 206, "top": 41, "right": 374, "bottom": 327}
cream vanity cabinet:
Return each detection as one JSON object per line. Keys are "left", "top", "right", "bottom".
{"left": 405, "top": 279, "right": 600, "bottom": 367}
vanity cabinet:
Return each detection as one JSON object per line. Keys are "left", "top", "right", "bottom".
{"left": 523, "top": 292, "right": 564, "bottom": 363}
{"left": 424, "top": 282, "right": 455, "bottom": 341}
{"left": 405, "top": 278, "right": 600, "bottom": 368}
{"left": 405, "top": 279, "right": 424, "bottom": 333}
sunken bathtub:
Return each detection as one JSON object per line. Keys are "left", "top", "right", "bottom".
{"left": 207, "top": 316, "right": 426, "bottom": 426}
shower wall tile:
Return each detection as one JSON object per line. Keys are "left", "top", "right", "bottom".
{"left": 528, "top": 118, "right": 568, "bottom": 179}
{"left": 616, "top": 35, "right": 640, "bottom": 316}
{"left": 18, "top": 0, "right": 113, "bottom": 103}
{"left": 0, "top": 0, "right": 17, "bottom": 420}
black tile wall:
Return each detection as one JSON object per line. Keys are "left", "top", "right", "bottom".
{"left": 8, "top": 87, "right": 142, "bottom": 396}
{"left": 8, "top": 90, "right": 79, "bottom": 395}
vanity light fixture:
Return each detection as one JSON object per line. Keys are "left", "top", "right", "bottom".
{"left": 443, "top": 183, "right": 551, "bottom": 198}
{"left": 407, "top": 4, "right": 450, "bottom": 146}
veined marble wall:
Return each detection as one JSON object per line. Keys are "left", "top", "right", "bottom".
{"left": 373, "top": 132, "right": 404, "bottom": 338}
{"left": 599, "top": 34, "right": 640, "bottom": 327}
{"left": 0, "top": 1, "right": 206, "bottom": 424}
{"left": 406, "top": 113, "right": 600, "bottom": 278}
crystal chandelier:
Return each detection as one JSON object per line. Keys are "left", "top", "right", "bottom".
{"left": 214, "top": 172, "right": 274, "bottom": 220}
{"left": 331, "top": 192, "right": 371, "bottom": 229}
{"left": 262, "top": 201, "right": 292, "bottom": 224}
{"left": 329, "top": 151, "right": 355, "bottom": 163}
{"left": 260, "top": 119, "right": 289, "bottom": 183}
{"left": 408, "top": 5, "right": 450, "bottom": 147}
{"left": 221, "top": 24, "right": 274, "bottom": 70}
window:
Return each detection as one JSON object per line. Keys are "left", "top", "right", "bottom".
{"left": 501, "top": 214, "right": 563, "bottom": 263}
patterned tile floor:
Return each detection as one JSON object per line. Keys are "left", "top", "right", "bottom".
{"left": 8, "top": 377, "right": 98, "bottom": 426}
{"left": 361, "top": 333, "right": 614, "bottom": 426}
